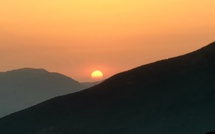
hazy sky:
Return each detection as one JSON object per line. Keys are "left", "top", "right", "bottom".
{"left": 0, "top": 0, "right": 214, "bottom": 81}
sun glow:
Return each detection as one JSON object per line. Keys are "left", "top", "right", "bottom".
{"left": 91, "top": 70, "right": 103, "bottom": 80}
{"left": 0, "top": 0, "right": 214, "bottom": 82}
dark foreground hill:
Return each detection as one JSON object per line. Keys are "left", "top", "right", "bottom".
{"left": 0, "top": 68, "right": 84, "bottom": 118}
{"left": 81, "top": 81, "right": 102, "bottom": 88}
{"left": 1, "top": 42, "right": 215, "bottom": 134}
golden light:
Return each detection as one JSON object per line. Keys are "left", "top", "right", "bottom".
{"left": 91, "top": 70, "right": 104, "bottom": 80}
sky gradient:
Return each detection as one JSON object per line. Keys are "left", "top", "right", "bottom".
{"left": 0, "top": 0, "right": 214, "bottom": 81}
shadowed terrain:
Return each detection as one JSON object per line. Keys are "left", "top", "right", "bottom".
{"left": 81, "top": 81, "right": 102, "bottom": 88}
{"left": 0, "top": 42, "right": 215, "bottom": 134}
{"left": 0, "top": 68, "right": 85, "bottom": 118}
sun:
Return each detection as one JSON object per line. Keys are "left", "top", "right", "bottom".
{"left": 91, "top": 70, "right": 103, "bottom": 80}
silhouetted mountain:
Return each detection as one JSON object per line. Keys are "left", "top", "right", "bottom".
{"left": 81, "top": 81, "right": 102, "bottom": 88}
{"left": 206, "top": 132, "right": 215, "bottom": 134}
{"left": 0, "top": 68, "right": 84, "bottom": 118}
{"left": 0, "top": 42, "right": 215, "bottom": 134}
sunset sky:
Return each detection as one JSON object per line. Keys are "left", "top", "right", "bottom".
{"left": 0, "top": 0, "right": 214, "bottom": 82}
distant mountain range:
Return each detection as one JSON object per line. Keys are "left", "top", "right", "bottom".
{"left": 81, "top": 81, "right": 102, "bottom": 88}
{"left": 0, "top": 42, "right": 215, "bottom": 134}
{"left": 0, "top": 68, "right": 98, "bottom": 118}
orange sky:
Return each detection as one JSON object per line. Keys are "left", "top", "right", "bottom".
{"left": 0, "top": 0, "right": 214, "bottom": 82}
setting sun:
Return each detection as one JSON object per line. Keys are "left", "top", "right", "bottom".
{"left": 91, "top": 70, "right": 103, "bottom": 80}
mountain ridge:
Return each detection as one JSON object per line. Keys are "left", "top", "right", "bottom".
{"left": 0, "top": 68, "right": 85, "bottom": 118}
{"left": 0, "top": 41, "right": 215, "bottom": 134}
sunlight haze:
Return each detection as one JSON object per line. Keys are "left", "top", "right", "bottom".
{"left": 0, "top": 0, "right": 214, "bottom": 81}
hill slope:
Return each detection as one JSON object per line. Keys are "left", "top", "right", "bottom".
{"left": 0, "top": 68, "right": 84, "bottom": 118}
{"left": 81, "top": 81, "right": 102, "bottom": 88}
{"left": 0, "top": 42, "right": 215, "bottom": 134}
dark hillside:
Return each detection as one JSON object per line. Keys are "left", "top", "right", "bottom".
{"left": 0, "top": 68, "right": 84, "bottom": 118}
{"left": 0, "top": 42, "right": 215, "bottom": 134}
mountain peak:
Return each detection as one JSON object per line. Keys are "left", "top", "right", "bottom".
{"left": 0, "top": 67, "right": 85, "bottom": 118}
{"left": 1, "top": 42, "right": 215, "bottom": 133}
{"left": 4, "top": 68, "right": 49, "bottom": 75}
{"left": 6, "top": 68, "right": 48, "bottom": 73}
